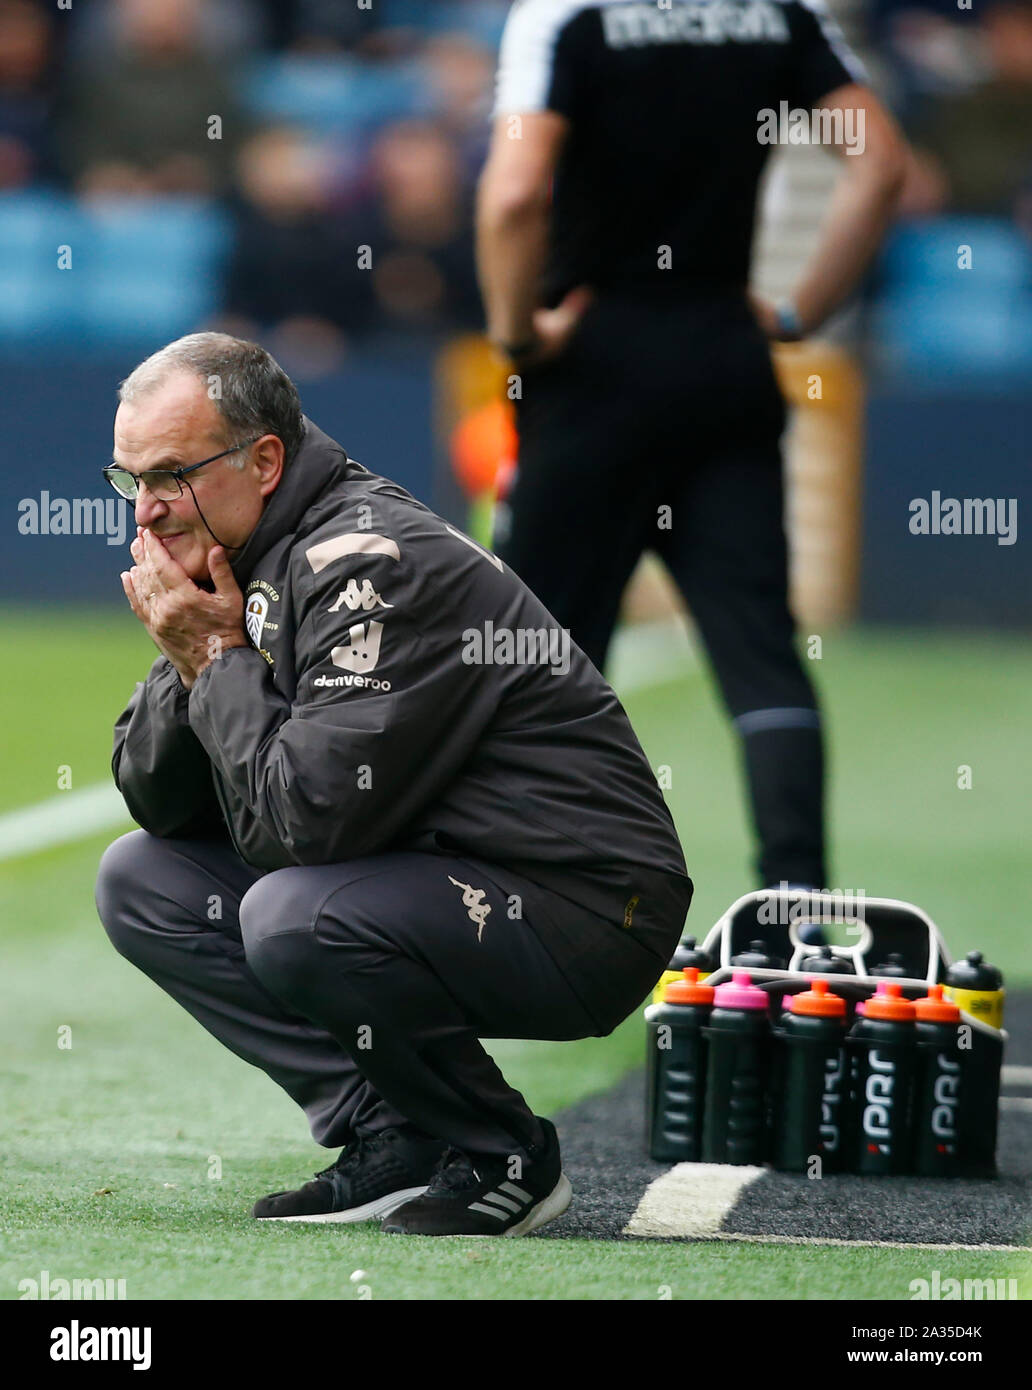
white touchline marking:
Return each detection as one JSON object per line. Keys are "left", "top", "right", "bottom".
{"left": 0, "top": 783, "right": 131, "bottom": 862}
{"left": 0, "top": 623, "right": 695, "bottom": 862}
{"left": 622, "top": 1162, "right": 766, "bottom": 1239}
{"left": 1002, "top": 1065, "right": 1032, "bottom": 1087}
{"left": 999, "top": 1097, "right": 1032, "bottom": 1112}
{"left": 707, "top": 1233, "right": 1029, "bottom": 1253}
{"left": 0, "top": 622, "right": 694, "bottom": 863}
{"left": 623, "top": 1163, "right": 1031, "bottom": 1250}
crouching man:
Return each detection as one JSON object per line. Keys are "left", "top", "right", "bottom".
{"left": 95, "top": 332, "right": 692, "bottom": 1237}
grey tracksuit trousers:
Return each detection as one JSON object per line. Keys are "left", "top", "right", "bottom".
{"left": 95, "top": 830, "right": 674, "bottom": 1160}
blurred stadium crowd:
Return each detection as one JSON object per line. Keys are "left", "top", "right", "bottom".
{"left": 0, "top": 0, "right": 508, "bottom": 367}
{"left": 0, "top": 0, "right": 1030, "bottom": 373}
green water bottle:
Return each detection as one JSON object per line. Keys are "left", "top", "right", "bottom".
{"left": 869, "top": 952, "right": 909, "bottom": 979}
{"left": 800, "top": 946, "right": 855, "bottom": 976}
{"left": 702, "top": 971, "right": 771, "bottom": 1165}
{"left": 772, "top": 979, "right": 849, "bottom": 1173}
{"left": 847, "top": 981, "right": 917, "bottom": 1175}
{"left": 944, "top": 952, "right": 1005, "bottom": 1176}
{"left": 651, "top": 935, "right": 715, "bottom": 1004}
{"left": 644, "top": 969, "right": 715, "bottom": 1161}
{"left": 912, "top": 985, "right": 962, "bottom": 1178}
{"left": 944, "top": 951, "right": 1005, "bottom": 1030}
{"left": 730, "top": 940, "right": 786, "bottom": 971}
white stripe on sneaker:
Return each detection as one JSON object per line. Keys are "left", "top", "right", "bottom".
{"left": 467, "top": 1202, "right": 509, "bottom": 1221}
{"left": 479, "top": 1191, "right": 522, "bottom": 1214}
{"left": 499, "top": 1181, "right": 533, "bottom": 1201}
{"left": 503, "top": 1174, "right": 573, "bottom": 1238}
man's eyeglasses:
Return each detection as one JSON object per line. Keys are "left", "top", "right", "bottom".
{"left": 101, "top": 438, "right": 261, "bottom": 502}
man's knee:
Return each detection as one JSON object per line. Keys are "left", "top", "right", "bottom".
{"left": 239, "top": 868, "right": 329, "bottom": 995}
{"left": 95, "top": 829, "right": 165, "bottom": 957}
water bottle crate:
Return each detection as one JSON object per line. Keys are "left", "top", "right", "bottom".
{"left": 645, "top": 890, "right": 1005, "bottom": 1177}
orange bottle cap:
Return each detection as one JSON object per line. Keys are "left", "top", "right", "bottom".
{"left": 664, "top": 966, "right": 715, "bottom": 1005}
{"left": 789, "top": 977, "right": 847, "bottom": 1017}
{"left": 865, "top": 980, "right": 916, "bottom": 1021}
{"left": 914, "top": 983, "right": 961, "bottom": 1023}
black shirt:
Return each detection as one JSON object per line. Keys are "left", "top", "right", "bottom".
{"left": 492, "top": 0, "right": 865, "bottom": 299}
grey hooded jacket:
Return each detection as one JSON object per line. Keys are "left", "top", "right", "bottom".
{"left": 111, "top": 418, "right": 693, "bottom": 1026}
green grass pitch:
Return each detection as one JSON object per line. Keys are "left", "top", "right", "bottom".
{"left": 1, "top": 609, "right": 1030, "bottom": 1298}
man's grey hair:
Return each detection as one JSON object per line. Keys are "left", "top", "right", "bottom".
{"left": 117, "top": 333, "right": 306, "bottom": 467}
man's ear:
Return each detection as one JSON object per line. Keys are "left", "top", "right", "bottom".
{"left": 253, "top": 435, "right": 285, "bottom": 499}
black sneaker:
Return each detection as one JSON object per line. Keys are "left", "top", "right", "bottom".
{"left": 252, "top": 1128, "right": 448, "bottom": 1223}
{"left": 381, "top": 1118, "right": 571, "bottom": 1237}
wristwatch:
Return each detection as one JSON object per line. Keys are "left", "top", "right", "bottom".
{"left": 774, "top": 300, "right": 804, "bottom": 342}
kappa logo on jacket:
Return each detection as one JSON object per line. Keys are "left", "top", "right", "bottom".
{"left": 327, "top": 578, "right": 393, "bottom": 614}
{"left": 448, "top": 876, "right": 492, "bottom": 942}
{"left": 305, "top": 532, "right": 401, "bottom": 679}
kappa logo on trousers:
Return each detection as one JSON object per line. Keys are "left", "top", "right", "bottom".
{"left": 447, "top": 876, "right": 491, "bottom": 942}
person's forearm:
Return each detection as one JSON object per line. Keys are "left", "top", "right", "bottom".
{"left": 476, "top": 174, "right": 552, "bottom": 348}
{"left": 791, "top": 157, "right": 905, "bottom": 335}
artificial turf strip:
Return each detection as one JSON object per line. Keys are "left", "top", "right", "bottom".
{"left": 2, "top": 618, "right": 1031, "bottom": 1298}
{"left": 2, "top": 842, "right": 1029, "bottom": 1300}
{"left": 0, "top": 608, "right": 154, "bottom": 816}
{"left": 4, "top": 1220, "right": 1031, "bottom": 1302}
{"left": 3, "top": 610, "right": 1031, "bottom": 985}
{"left": 629, "top": 626, "right": 1032, "bottom": 983}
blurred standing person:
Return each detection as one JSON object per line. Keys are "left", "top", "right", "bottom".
{"left": 477, "top": 0, "right": 907, "bottom": 907}
{"left": 258, "top": 0, "right": 385, "bottom": 52}
{"left": 0, "top": 0, "right": 57, "bottom": 190}
{"left": 226, "top": 121, "right": 484, "bottom": 362}
{"left": 904, "top": 0, "right": 1032, "bottom": 221}
{"left": 222, "top": 127, "right": 363, "bottom": 371}
{"left": 58, "top": 0, "right": 248, "bottom": 197}
{"left": 422, "top": 33, "right": 498, "bottom": 179}
{"left": 340, "top": 121, "right": 484, "bottom": 341}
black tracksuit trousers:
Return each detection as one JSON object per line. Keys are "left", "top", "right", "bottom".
{"left": 495, "top": 287, "right": 827, "bottom": 890}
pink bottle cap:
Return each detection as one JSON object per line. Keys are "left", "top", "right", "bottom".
{"left": 712, "top": 970, "right": 769, "bottom": 1011}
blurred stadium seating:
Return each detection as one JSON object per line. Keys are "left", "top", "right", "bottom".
{"left": 0, "top": 0, "right": 1028, "bottom": 623}
{"left": 239, "top": 54, "right": 428, "bottom": 135}
{"left": 0, "top": 191, "right": 230, "bottom": 347}
{"left": 874, "top": 218, "right": 1032, "bottom": 379}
